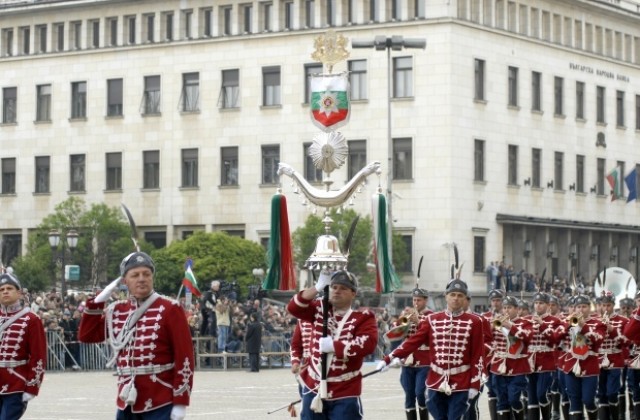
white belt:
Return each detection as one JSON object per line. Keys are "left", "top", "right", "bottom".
{"left": 529, "top": 345, "right": 553, "bottom": 352}
{"left": 495, "top": 352, "right": 528, "bottom": 360}
{"left": 430, "top": 364, "right": 470, "bottom": 376}
{"left": 599, "top": 349, "right": 622, "bottom": 355}
{"left": 308, "top": 368, "right": 360, "bottom": 383}
{"left": 116, "top": 363, "right": 174, "bottom": 376}
{"left": 0, "top": 360, "right": 27, "bottom": 368}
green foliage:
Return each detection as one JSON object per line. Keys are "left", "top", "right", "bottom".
{"left": 151, "top": 231, "right": 266, "bottom": 298}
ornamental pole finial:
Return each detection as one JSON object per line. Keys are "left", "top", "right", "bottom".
{"left": 311, "top": 30, "right": 350, "bottom": 74}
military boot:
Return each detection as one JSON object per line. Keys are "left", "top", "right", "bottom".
{"left": 551, "top": 394, "right": 561, "bottom": 420}
{"left": 610, "top": 404, "right": 620, "bottom": 420}
{"left": 418, "top": 407, "right": 429, "bottom": 420}
{"left": 405, "top": 409, "right": 417, "bottom": 420}
{"left": 488, "top": 398, "right": 498, "bottom": 420}
{"left": 528, "top": 406, "right": 540, "bottom": 420}
{"left": 562, "top": 402, "right": 571, "bottom": 420}
{"left": 540, "top": 403, "right": 552, "bottom": 420}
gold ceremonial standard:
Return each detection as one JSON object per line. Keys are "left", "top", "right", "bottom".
{"left": 311, "top": 30, "right": 350, "bottom": 73}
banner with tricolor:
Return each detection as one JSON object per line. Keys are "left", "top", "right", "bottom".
{"left": 309, "top": 72, "right": 350, "bottom": 132}
{"left": 182, "top": 258, "right": 202, "bottom": 298}
{"left": 607, "top": 166, "right": 622, "bottom": 201}
{"left": 263, "top": 193, "right": 297, "bottom": 291}
{"left": 371, "top": 192, "right": 401, "bottom": 294}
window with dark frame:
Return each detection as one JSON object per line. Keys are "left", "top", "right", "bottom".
{"left": 106, "top": 152, "right": 122, "bottom": 191}
{"left": 532, "top": 148, "right": 541, "bottom": 188}
{"left": 146, "top": 14, "right": 155, "bottom": 43}
{"left": 474, "top": 139, "right": 485, "bottom": 181}
{"left": 223, "top": 7, "right": 232, "bottom": 35}
{"left": 221, "top": 146, "right": 239, "bottom": 186}
{"left": 142, "top": 75, "right": 161, "bottom": 114}
{"left": 393, "top": 56, "right": 413, "bottom": 98}
{"left": 184, "top": 10, "right": 193, "bottom": 39}
{"left": 554, "top": 151, "right": 564, "bottom": 190}
{"left": 576, "top": 155, "right": 585, "bottom": 193}
{"left": 127, "top": 16, "right": 136, "bottom": 44}
{"left": 284, "top": 2, "right": 294, "bottom": 30}
{"left": 107, "top": 79, "right": 123, "bottom": 117}
{"left": 144, "top": 231, "right": 166, "bottom": 249}
{"left": 219, "top": 69, "right": 240, "bottom": 108}
{"left": 1, "top": 158, "right": 16, "bottom": 194}
{"left": 181, "top": 148, "right": 198, "bottom": 188}
{"left": 261, "top": 145, "right": 280, "bottom": 184}
{"left": 21, "top": 27, "right": 30, "bottom": 55}
{"left": 35, "top": 156, "right": 50, "bottom": 194}
{"left": 597, "top": 158, "right": 605, "bottom": 195}
{"left": 181, "top": 72, "right": 200, "bottom": 112}
{"left": 262, "top": 66, "right": 281, "bottom": 106}
{"left": 348, "top": 140, "right": 366, "bottom": 179}
{"left": 597, "top": 86, "right": 605, "bottom": 123}
{"left": 91, "top": 20, "right": 100, "bottom": 48}
{"left": 70, "top": 154, "right": 86, "bottom": 192}
{"left": 349, "top": 60, "right": 367, "bottom": 101}
{"left": 393, "top": 138, "right": 413, "bottom": 180}
{"left": 143, "top": 150, "right": 160, "bottom": 189}
{"left": 554, "top": 76, "right": 563, "bottom": 115}
{"left": 56, "top": 24, "right": 64, "bottom": 51}
{"left": 508, "top": 144, "right": 518, "bottom": 185}
{"left": 203, "top": 9, "right": 212, "bottom": 37}
{"left": 243, "top": 4, "right": 253, "bottom": 33}
{"left": 36, "top": 84, "right": 51, "bottom": 122}
{"left": 305, "top": 0, "right": 315, "bottom": 27}
{"left": 616, "top": 90, "right": 625, "bottom": 127}
{"left": 508, "top": 66, "right": 518, "bottom": 107}
{"left": 473, "top": 236, "right": 486, "bottom": 273}
{"left": 73, "top": 22, "right": 81, "bottom": 50}
{"left": 71, "top": 81, "right": 87, "bottom": 119}
{"left": 38, "top": 25, "right": 47, "bottom": 53}
{"left": 108, "top": 18, "right": 118, "bottom": 46}
{"left": 531, "top": 71, "right": 541, "bottom": 111}
{"left": 576, "top": 81, "right": 585, "bottom": 119}
{"left": 2, "top": 87, "right": 16, "bottom": 124}
{"left": 399, "top": 234, "right": 413, "bottom": 272}
{"left": 165, "top": 13, "right": 174, "bottom": 41}
{"left": 474, "top": 59, "right": 485, "bottom": 101}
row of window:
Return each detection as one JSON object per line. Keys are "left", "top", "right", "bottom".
{"left": 459, "top": 0, "right": 640, "bottom": 65}
{"left": 0, "top": 138, "right": 414, "bottom": 195}
{"left": 474, "top": 59, "right": 640, "bottom": 129}
{"left": 0, "top": 0, "right": 427, "bottom": 57}
{"left": 0, "top": 57, "right": 414, "bottom": 123}
{"left": 473, "top": 139, "right": 639, "bottom": 198}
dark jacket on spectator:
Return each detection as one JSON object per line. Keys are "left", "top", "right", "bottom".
{"left": 245, "top": 315, "right": 262, "bottom": 354}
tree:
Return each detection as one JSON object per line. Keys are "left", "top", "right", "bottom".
{"left": 151, "top": 231, "right": 266, "bottom": 298}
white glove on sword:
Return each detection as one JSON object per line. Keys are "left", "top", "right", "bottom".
{"left": 94, "top": 277, "right": 121, "bottom": 303}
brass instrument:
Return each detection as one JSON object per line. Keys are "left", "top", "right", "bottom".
{"left": 384, "top": 308, "right": 418, "bottom": 343}
{"left": 492, "top": 315, "right": 508, "bottom": 329}
{"left": 566, "top": 314, "right": 583, "bottom": 326}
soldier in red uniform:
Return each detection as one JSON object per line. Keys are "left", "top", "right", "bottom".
{"left": 286, "top": 270, "right": 378, "bottom": 420}
{"left": 625, "top": 293, "right": 640, "bottom": 420}
{"left": 597, "top": 292, "right": 629, "bottom": 420}
{"left": 378, "top": 278, "right": 485, "bottom": 420}
{"left": 0, "top": 272, "right": 46, "bottom": 419}
{"left": 394, "top": 287, "right": 433, "bottom": 420}
{"left": 525, "top": 292, "right": 562, "bottom": 420}
{"left": 482, "top": 289, "right": 505, "bottom": 420}
{"left": 553, "top": 294, "right": 606, "bottom": 420}
{"left": 78, "top": 252, "right": 194, "bottom": 420}
{"left": 490, "top": 295, "right": 533, "bottom": 420}
{"left": 290, "top": 318, "right": 313, "bottom": 377}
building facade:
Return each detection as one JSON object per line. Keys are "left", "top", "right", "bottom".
{"left": 1, "top": 0, "right": 640, "bottom": 294}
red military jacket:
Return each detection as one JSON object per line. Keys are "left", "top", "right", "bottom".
{"left": 386, "top": 310, "right": 484, "bottom": 393}
{"left": 598, "top": 313, "right": 629, "bottom": 369}
{"left": 290, "top": 319, "right": 313, "bottom": 368}
{"left": 0, "top": 303, "right": 46, "bottom": 396}
{"left": 490, "top": 317, "right": 533, "bottom": 376}
{"left": 525, "top": 314, "right": 562, "bottom": 372}
{"left": 624, "top": 309, "right": 640, "bottom": 368}
{"left": 393, "top": 308, "right": 433, "bottom": 367}
{"left": 554, "top": 317, "right": 606, "bottom": 377}
{"left": 78, "top": 294, "right": 195, "bottom": 413}
{"left": 287, "top": 293, "right": 378, "bottom": 400}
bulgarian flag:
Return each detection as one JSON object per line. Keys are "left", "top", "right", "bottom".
{"left": 606, "top": 166, "right": 621, "bottom": 201}
{"left": 372, "top": 191, "right": 401, "bottom": 294}
{"left": 263, "top": 193, "right": 297, "bottom": 291}
{"left": 309, "top": 72, "right": 350, "bottom": 132}
{"left": 182, "top": 258, "right": 202, "bottom": 298}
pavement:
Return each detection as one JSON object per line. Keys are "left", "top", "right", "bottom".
{"left": 25, "top": 363, "right": 491, "bottom": 419}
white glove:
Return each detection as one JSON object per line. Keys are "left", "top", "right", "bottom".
{"left": 389, "top": 357, "right": 402, "bottom": 368}
{"left": 22, "top": 392, "right": 35, "bottom": 403}
{"left": 468, "top": 389, "right": 479, "bottom": 400}
{"left": 95, "top": 277, "right": 121, "bottom": 303}
{"left": 315, "top": 270, "right": 332, "bottom": 293}
{"left": 319, "top": 336, "right": 335, "bottom": 353}
{"left": 170, "top": 405, "right": 186, "bottom": 420}
{"left": 376, "top": 360, "right": 389, "bottom": 372}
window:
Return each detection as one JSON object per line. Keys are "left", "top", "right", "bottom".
{"left": 105, "top": 152, "right": 122, "bottom": 190}
{"left": 473, "top": 236, "right": 486, "bottom": 273}
{"left": 107, "top": 18, "right": 117, "bottom": 46}
{"left": 164, "top": 12, "right": 174, "bottom": 41}
{"left": 261, "top": 145, "right": 280, "bottom": 184}
{"left": 107, "top": 79, "right": 123, "bottom": 117}
{"left": 3, "top": 29, "right": 14, "bottom": 56}
{"left": 221, "top": 146, "right": 239, "bottom": 186}
{"left": 1, "top": 234, "right": 21, "bottom": 266}
{"left": 181, "top": 72, "right": 199, "bottom": 112}
{"left": 203, "top": 9, "right": 213, "bottom": 37}
{"left": 90, "top": 20, "right": 100, "bottom": 48}
{"left": 36, "top": 84, "right": 51, "bottom": 122}
{"left": 262, "top": 66, "right": 281, "bottom": 106}
{"left": 398, "top": 234, "right": 413, "bottom": 272}
{"left": 474, "top": 139, "right": 485, "bottom": 181}
{"left": 393, "top": 138, "right": 413, "bottom": 180}
{"left": 508, "top": 66, "right": 518, "bottom": 107}
{"left": 617, "top": 160, "right": 625, "bottom": 197}
{"left": 305, "top": 0, "right": 315, "bottom": 27}
{"left": 262, "top": 2, "right": 272, "bottom": 31}
{"left": 305, "top": 63, "right": 323, "bottom": 104}
{"left": 508, "top": 144, "right": 518, "bottom": 185}
{"left": 145, "top": 14, "right": 155, "bottom": 43}
{"left": 35, "top": 156, "right": 50, "bottom": 193}
{"left": 532, "top": 148, "right": 541, "bottom": 188}
{"left": 37, "top": 25, "right": 47, "bottom": 53}
{"left": 70, "top": 154, "right": 85, "bottom": 192}
{"left": 576, "top": 155, "right": 585, "bottom": 193}
{"left": 597, "top": 86, "right": 605, "bottom": 123}
{"left": 126, "top": 16, "right": 136, "bottom": 44}
{"left": 54, "top": 23, "right": 64, "bottom": 51}
{"left": 576, "top": 81, "right": 585, "bottom": 119}
{"left": 181, "top": 148, "right": 198, "bottom": 188}
{"left": 71, "top": 81, "right": 87, "bottom": 119}
{"left": 143, "top": 150, "right": 160, "bottom": 189}
{"left": 72, "top": 22, "right": 81, "bottom": 50}
{"left": 616, "top": 90, "right": 625, "bottom": 127}
{"left": 142, "top": 75, "right": 161, "bottom": 114}
{"left": 183, "top": 10, "right": 193, "bottom": 38}
{"left": 597, "top": 158, "right": 605, "bottom": 195}
{"left": 243, "top": 4, "right": 253, "bottom": 33}
{"left": 304, "top": 143, "right": 322, "bottom": 183}
{"left": 144, "top": 231, "right": 166, "bottom": 249}
{"left": 348, "top": 140, "right": 367, "bottom": 179}
{"left": 393, "top": 57, "right": 413, "bottom": 98}
{"left": 21, "top": 27, "right": 30, "bottom": 55}
{"left": 474, "top": 59, "right": 485, "bottom": 101}
{"left": 554, "top": 151, "right": 563, "bottom": 190}
{"left": 391, "top": 0, "right": 401, "bottom": 21}
{"left": 284, "top": 2, "right": 294, "bottom": 30}
{"left": 219, "top": 69, "right": 239, "bottom": 109}
{"left": 1, "top": 158, "right": 15, "bottom": 194}
{"left": 222, "top": 7, "right": 232, "bottom": 35}
{"left": 554, "top": 76, "right": 563, "bottom": 116}
{"left": 2, "top": 87, "right": 16, "bottom": 124}
{"left": 349, "top": 60, "right": 367, "bottom": 101}
{"left": 369, "top": 0, "right": 379, "bottom": 21}
{"left": 531, "top": 71, "right": 541, "bottom": 111}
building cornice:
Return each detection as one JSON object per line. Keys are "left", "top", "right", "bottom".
{"left": 496, "top": 213, "right": 640, "bottom": 234}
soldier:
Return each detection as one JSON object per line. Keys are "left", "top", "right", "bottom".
{"left": 78, "top": 251, "right": 195, "bottom": 420}
{"left": 597, "top": 292, "right": 629, "bottom": 420}
{"left": 0, "top": 272, "right": 46, "bottom": 419}
{"left": 464, "top": 292, "right": 492, "bottom": 420}
{"left": 290, "top": 318, "right": 313, "bottom": 378}
{"left": 482, "top": 289, "right": 506, "bottom": 420}
{"left": 553, "top": 294, "right": 606, "bottom": 420}
{"left": 625, "top": 292, "right": 640, "bottom": 420}
{"left": 547, "top": 295, "right": 563, "bottom": 420}
{"left": 526, "top": 292, "right": 562, "bottom": 420}
{"left": 378, "top": 279, "right": 485, "bottom": 420}
{"left": 286, "top": 270, "right": 377, "bottom": 420}
{"left": 621, "top": 296, "right": 638, "bottom": 420}
{"left": 490, "top": 295, "right": 533, "bottom": 420}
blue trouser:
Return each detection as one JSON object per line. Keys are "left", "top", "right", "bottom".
{"left": 565, "top": 373, "right": 598, "bottom": 413}
{"left": 115, "top": 404, "right": 172, "bottom": 420}
{"left": 427, "top": 389, "right": 469, "bottom": 420}
{"left": 400, "top": 366, "right": 429, "bottom": 409}
{"left": 598, "top": 368, "right": 622, "bottom": 405}
{"left": 301, "top": 386, "right": 363, "bottom": 420}
{"left": 527, "top": 371, "right": 553, "bottom": 406}
{"left": 217, "top": 325, "right": 230, "bottom": 352}
{"left": 494, "top": 374, "right": 527, "bottom": 412}
{"left": 629, "top": 368, "right": 640, "bottom": 403}
{"left": 0, "top": 393, "right": 27, "bottom": 420}
{"left": 557, "top": 369, "right": 569, "bottom": 403}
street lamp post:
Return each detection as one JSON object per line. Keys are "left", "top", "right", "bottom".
{"left": 48, "top": 229, "right": 79, "bottom": 299}
{"left": 352, "top": 35, "right": 426, "bottom": 262}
